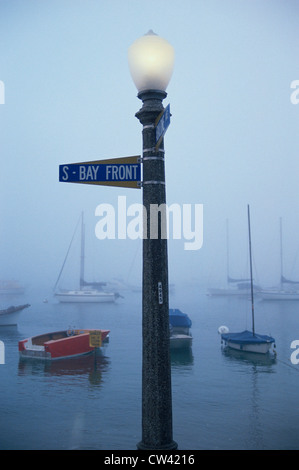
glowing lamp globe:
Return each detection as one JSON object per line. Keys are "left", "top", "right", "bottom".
{"left": 128, "top": 30, "right": 174, "bottom": 93}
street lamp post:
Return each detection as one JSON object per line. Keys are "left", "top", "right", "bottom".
{"left": 128, "top": 31, "right": 177, "bottom": 450}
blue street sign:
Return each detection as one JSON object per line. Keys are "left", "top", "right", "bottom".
{"left": 155, "top": 104, "right": 170, "bottom": 148}
{"left": 59, "top": 155, "right": 141, "bottom": 189}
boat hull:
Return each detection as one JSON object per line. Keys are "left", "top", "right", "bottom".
{"left": 0, "top": 311, "right": 21, "bottom": 326}
{"left": 55, "top": 291, "right": 116, "bottom": 303}
{"left": 170, "top": 334, "right": 192, "bottom": 350}
{"left": 221, "top": 330, "right": 275, "bottom": 355}
{"left": 222, "top": 339, "right": 273, "bottom": 354}
{"left": 208, "top": 288, "right": 249, "bottom": 296}
{"left": 19, "top": 329, "right": 110, "bottom": 360}
{"left": 260, "top": 290, "right": 299, "bottom": 300}
{"left": 207, "top": 287, "right": 261, "bottom": 297}
{"left": 0, "top": 304, "right": 30, "bottom": 326}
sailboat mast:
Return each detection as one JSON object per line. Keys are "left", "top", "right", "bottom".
{"left": 279, "top": 217, "right": 283, "bottom": 290}
{"left": 226, "top": 219, "right": 229, "bottom": 285}
{"left": 247, "top": 205, "right": 255, "bottom": 336}
{"left": 80, "top": 212, "right": 85, "bottom": 289}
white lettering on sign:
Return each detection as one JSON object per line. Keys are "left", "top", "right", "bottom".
{"left": 62, "top": 165, "right": 69, "bottom": 180}
{"left": 79, "top": 165, "right": 99, "bottom": 181}
{"left": 106, "top": 165, "right": 139, "bottom": 181}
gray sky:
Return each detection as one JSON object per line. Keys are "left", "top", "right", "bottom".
{"left": 1, "top": 0, "right": 299, "bottom": 292}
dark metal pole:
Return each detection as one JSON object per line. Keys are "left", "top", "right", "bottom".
{"left": 136, "top": 89, "right": 177, "bottom": 450}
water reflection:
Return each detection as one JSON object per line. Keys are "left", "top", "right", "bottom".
{"left": 221, "top": 347, "right": 277, "bottom": 449}
{"left": 170, "top": 348, "right": 194, "bottom": 367}
{"left": 221, "top": 347, "right": 277, "bottom": 370}
{"left": 18, "top": 351, "right": 111, "bottom": 387}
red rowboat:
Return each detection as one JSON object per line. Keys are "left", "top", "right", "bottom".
{"left": 19, "top": 329, "right": 110, "bottom": 360}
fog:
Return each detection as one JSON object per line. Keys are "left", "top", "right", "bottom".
{"left": 1, "top": 0, "right": 299, "bottom": 296}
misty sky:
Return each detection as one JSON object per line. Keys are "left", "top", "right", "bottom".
{"left": 1, "top": 0, "right": 299, "bottom": 293}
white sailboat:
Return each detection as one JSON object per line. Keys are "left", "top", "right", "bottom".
{"left": 260, "top": 218, "right": 299, "bottom": 300}
{"left": 54, "top": 213, "right": 119, "bottom": 303}
{"left": 207, "top": 219, "right": 261, "bottom": 297}
{"left": 220, "top": 206, "right": 276, "bottom": 354}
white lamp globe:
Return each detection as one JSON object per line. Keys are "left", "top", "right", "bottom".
{"left": 128, "top": 30, "right": 174, "bottom": 93}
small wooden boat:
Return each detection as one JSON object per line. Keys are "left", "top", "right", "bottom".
{"left": 19, "top": 328, "right": 110, "bottom": 360}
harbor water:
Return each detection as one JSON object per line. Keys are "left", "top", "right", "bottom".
{"left": 0, "top": 284, "right": 299, "bottom": 450}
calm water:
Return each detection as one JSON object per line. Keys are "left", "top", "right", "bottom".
{"left": 0, "top": 284, "right": 299, "bottom": 450}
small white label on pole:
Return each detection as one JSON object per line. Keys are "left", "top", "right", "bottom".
{"left": 0, "top": 341, "right": 5, "bottom": 364}
{"left": 158, "top": 282, "right": 163, "bottom": 305}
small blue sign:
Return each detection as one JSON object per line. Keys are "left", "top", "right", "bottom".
{"left": 59, "top": 156, "right": 141, "bottom": 189}
{"left": 155, "top": 104, "right": 170, "bottom": 146}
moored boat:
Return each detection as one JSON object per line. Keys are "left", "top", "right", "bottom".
{"left": 221, "top": 330, "right": 275, "bottom": 354}
{"left": 0, "top": 280, "right": 25, "bottom": 295}
{"left": 169, "top": 333, "right": 192, "bottom": 350}
{"left": 54, "top": 213, "right": 120, "bottom": 303}
{"left": 19, "top": 328, "right": 110, "bottom": 360}
{"left": 259, "top": 289, "right": 299, "bottom": 301}
{"left": 169, "top": 308, "right": 192, "bottom": 349}
{"left": 260, "top": 219, "right": 299, "bottom": 301}
{"left": 0, "top": 304, "right": 30, "bottom": 326}
{"left": 207, "top": 220, "right": 262, "bottom": 297}
{"left": 220, "top": 206, "right": 276, "bottom": 355}
{"left": 55, "top": 290, "right": 118, "bottom": 303}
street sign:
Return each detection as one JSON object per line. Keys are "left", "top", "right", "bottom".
{"left": 89, "top": 331, "right": 102, "bottom": 348}
{"left": 155, "top": 104, "right": 170, "bottom": 149}
{"left": 59, "top": 155, "right": 141, "bottom": 189}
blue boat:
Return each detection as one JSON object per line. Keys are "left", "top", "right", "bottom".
{"left": 169, "top": 309, "right": 192, "bottom": 349}
{"left": 220, "top": 206, "right": 276, "bottom": 355}
{"left": 169, "top": 309, "right": 192, "bottom": 331}
{"left": 221, "top": 330, "right": 275, "bottom": 354}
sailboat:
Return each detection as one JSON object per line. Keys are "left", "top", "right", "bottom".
{"left": 207, "top": 219, "right": 262, "bottom": 297}
{"left": 259, "top": 218, "right": 299, "bottom": 300}
{"left": 220, "top": 206, "right": 276, "bottom": 354}
{"left": 54, "top": 213, "right": 119, "bottom": 303}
